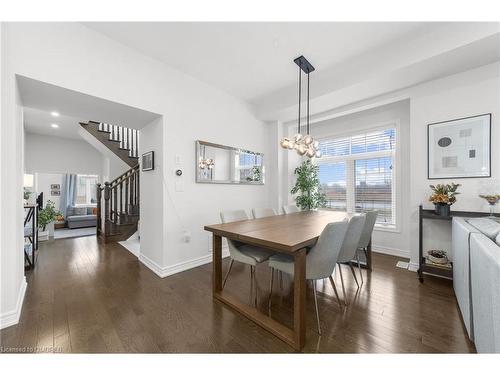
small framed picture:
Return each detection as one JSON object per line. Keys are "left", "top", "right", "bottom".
{"left": 428, "top": 113, "right": 491, "bottom": 179}
{"left": 51, "top": 190, "right": 61, "bottom": 196}
{"left": 142, "top": 151, "right": 155, "bottom": 171}
{"left": 50, "top": 184, "right": 60, "bottom": 190}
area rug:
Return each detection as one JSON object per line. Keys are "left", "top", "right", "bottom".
{"left": 54, "top": 227, "right": 96, "bottom": 239}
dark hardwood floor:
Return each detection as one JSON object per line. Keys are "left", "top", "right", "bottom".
{"left": 0, "top": 236, "right": 475, "bottom": 353}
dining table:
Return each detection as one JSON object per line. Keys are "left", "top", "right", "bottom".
{"left": 204, "top": 209, "right": 371, "bottom": 350}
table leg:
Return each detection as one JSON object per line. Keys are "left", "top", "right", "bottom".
{"left": 212, "top": 234, "right": 222, "bottom": 293}
{"left": 293, "top": 248, "right": 306, "bottom": 350}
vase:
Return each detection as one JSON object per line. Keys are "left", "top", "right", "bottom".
{"left": 434, "top": 203, "right": 450, "bottom": 217}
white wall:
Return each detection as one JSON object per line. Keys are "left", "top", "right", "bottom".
{"left": 275, "top": 62, "right": 499, "bottom": 266}
{"left": 35, "top": 173, "right": 63, "bottom": 211}
{"left": 25, "top": 133, "right": 104, "bottom": 176}
{"left": 1, "top": 22, "right": 271, "bottom": 325}
{"left": 408, "top": 63, "right": 499, "bottom": 266}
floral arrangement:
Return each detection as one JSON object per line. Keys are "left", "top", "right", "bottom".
{"left": 479, "top": 194, "right": 500, "bottom": 205}
{"left": 429, "top": 183, "right": 460, "bottom": 206}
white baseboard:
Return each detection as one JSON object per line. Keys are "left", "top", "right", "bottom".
{"left": 118, "top": 239, "right": 140, "bottom": 258}
{"left": 372, "top": 245, "right": 410, "bottom": 259}
{"left": 0, "top": 277, "right": 27, "bottom": 329}
{"left": 139, "top": 248, "right": 230, "bottom": 278}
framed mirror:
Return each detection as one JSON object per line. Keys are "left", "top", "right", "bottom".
{"left": 195, "top": 140, "right": 264, "bottom": 185}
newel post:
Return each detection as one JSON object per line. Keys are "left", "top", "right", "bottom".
{"left": 96, "top": 183, "right": 102, "bottom": 235}
{"left": 104, "top": 182, "right": 111, "bottom": 235}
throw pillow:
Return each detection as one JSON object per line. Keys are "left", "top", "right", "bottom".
{"left": 74, "top": 207, "right": 87, "bottom": 216}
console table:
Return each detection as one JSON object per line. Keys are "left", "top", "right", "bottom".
{"left": 418, "top": 205, "right": 499, "bottom": 282}
{"left": 24, "top": 204, "right": 38, "bottom": 270}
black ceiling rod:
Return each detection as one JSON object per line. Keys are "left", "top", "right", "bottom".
{"left": 307, "top": 71, "right": 310, "bottom": 135}
{"left": 297, "top": 64, "right": 302, "bottom": 135}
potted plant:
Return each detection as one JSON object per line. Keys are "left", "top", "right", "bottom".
{"left": 429, "top": 183, "right": 460, "bottom": 216}
{"left": 291, "top": 160, "right": 327, "bottom": 210}
{"left": 479, "top": 194, "right": 500, "bottom": 217}
{"left": 38, "top": 200, "right": 61, "bottom": 241}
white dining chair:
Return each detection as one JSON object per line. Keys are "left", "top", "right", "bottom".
{"left": 283, "top": 204, "right": 300, "bottom": 214}
{"left": 336, "top": 214, "right": 366, "bottom": 304}
{"left": 220, "top": 210, "right": 272, "bottom": 305}
{"left": 355, "top": 211, "right": 378, "bottom": 282}
{"left": 268, "top": 220, "right": 349, "bottom": 335}
{"left": 252, "top": 207, "right": 277, "bottom": 219}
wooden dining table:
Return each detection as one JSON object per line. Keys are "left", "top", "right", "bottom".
{"left": 204, "top": 209, "right": 371, "bottom": 350}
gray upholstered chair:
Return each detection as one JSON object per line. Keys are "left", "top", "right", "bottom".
{"left": 283, "top": 204, "right": 300, "bottom": 214}
{"left": 252, "top": 207, "right": 277, "bottom": 219}
{"left": 268, "top": 220, "right": 349, "bottom": 335}
{"left": 336, "top": 214, "right": 366, "bottom": 304}
{"left": 220, "top": 210, "right": 272, "bottom": 305}
{"left": 355, "top": 210, "right": 378, "bottom": 282}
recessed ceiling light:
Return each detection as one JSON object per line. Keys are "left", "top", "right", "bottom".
{"left": 51, "top": 123, "right": 59, "bottom": 128}
{"left": 51, "top": 111, "right": 60, "bottom": 117}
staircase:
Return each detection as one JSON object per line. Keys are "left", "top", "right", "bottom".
{"left": 80, "top": 121, "right": 139, "bottom": 167}
{"left": 79, "top": 121, "right": 140, "bottom": 242}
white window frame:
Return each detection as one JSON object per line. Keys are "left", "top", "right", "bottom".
{"left": 75, "top": 174, "right": 99, "bottom": 207}
{"left": 315, "top": 121, "right": 400, "bottom": 232}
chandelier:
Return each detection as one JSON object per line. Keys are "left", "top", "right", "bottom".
{"left": 280, "top": 55, "right": 321, "bottom": 158}
{"left": 199, "top": 157, "right": 215, "bottom": 170}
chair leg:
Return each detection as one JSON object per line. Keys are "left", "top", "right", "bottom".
{"left": 338, "top": 263, "right": 347, "bottom": 305}
{"left": 356, "top": 251, "right": 364, "bottom": 283}
{"left": 279, "top": 270, "right": 283, "bottom": 291}
{"left": 268, "top": 267, "right": 274, "bottom": 312}
{"left": 222, "top": 259, "right": 234, "bottom": 289}
{"left": 328, "top": 275, "right": 343, "bottom": 308}
{"left": 312, "top": 280, "right": 322, "bottom": 335}
{"left": 348, "top": 262, "right": 360, "bottom": 289}
{"left": 251, "top": 266, "right": 257, "bottom": 307}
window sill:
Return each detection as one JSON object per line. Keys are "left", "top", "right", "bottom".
{"left": 374, "top": 225, "right": 399, "bottom": 233}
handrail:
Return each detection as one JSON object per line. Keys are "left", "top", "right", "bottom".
{"left": 110, "top": 164, "right": 139, "bottom": 186}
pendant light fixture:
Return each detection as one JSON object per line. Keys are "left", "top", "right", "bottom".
{"left": 280, "top": 55, "right": 321, "bottom": 158}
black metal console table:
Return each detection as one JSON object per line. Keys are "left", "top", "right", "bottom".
{"left": 418, "top": 204, "right": 499, "bottom": 283}
{"left": 24, "top": 204, "right": 38, "bottom": 270}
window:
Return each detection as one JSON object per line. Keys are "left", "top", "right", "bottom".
{"left": 317, "top": 127, "right": 396, "bottom": 228}
{"left": 75, "top": 175, "right": 99, "bottom": 206}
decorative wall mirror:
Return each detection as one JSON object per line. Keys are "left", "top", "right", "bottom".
{"left": 195, "top": 140, "right": 264, "bottom": 185}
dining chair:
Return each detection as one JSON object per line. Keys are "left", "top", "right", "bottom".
{"left": 336, "top": 214, "right": 366, "bottom": 304}
{"left": 220, "top": 210, "right": 272, "bottom": 305}
{"left": 283, "top": 204, "right": 300, "bottom": 214}
{"left": 268, "top": 220, "right": 349, "bottom": 335}
{"left": 355, "top": 210, "right": 378, "bottom": 282}
{"left": 252, "top": 207, "right": 277, "bottom": 219}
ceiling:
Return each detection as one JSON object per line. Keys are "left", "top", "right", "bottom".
{"left": 18, "top": 76, "right": 160, "bottom": 139}
{"left": 83, "top": 22, "right": 433, "bottom": 103}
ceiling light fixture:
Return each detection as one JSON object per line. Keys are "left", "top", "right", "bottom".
{"left": 280, "top": 55, "right": 321, "bottom": 159}
{"left": 51, "top": 123, "right": 59, "bottom": 128}
{"left": 50, "top": 111, "right": 60, "bottom": 117}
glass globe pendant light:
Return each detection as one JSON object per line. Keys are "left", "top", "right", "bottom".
{"left": 279, "top": 55, "right": 321, "bottom": 159}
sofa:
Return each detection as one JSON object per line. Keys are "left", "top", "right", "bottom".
{"left": 66, "top": 206, "right": 97, "bottom": 229}
{"left": 452, "top": 217, "right": 500, "bottom": 353}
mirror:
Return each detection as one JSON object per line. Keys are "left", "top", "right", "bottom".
{"left": 195, "top": 141, "right": 264, "bottom": 184}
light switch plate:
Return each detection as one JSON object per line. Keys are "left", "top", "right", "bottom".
{"left": 175, "top": 181, "right": 184, "bottom": 192}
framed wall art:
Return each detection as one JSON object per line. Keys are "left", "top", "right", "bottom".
{"left": 427, "top": 113, "right": 491, "bottom": 179}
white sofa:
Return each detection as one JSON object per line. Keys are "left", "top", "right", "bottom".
{"left": 452, "top": 217, "right": 500, "bottom": 353}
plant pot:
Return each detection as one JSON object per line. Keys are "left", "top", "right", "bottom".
{"left": 434, "top": 203, "right": 450, "bottom": 217}
{"left": 428, "top": 250, "right": 449, "bottom": 264}
{"left": 38, "top": 230, "right": 49, "bottom": 241}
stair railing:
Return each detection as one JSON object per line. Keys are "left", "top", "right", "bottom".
{"left": 96, "top": 122, "right": 139, "bottom": 158}
{"left": 96, "top": 165, "right": 140, "bottom": 237}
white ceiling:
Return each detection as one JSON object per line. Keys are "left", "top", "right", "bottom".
{"left": 18, "top": 76, "right": 160, "bottom": 139}
{"left": 83, "top": 22, "right": 433, "bottom": 103}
